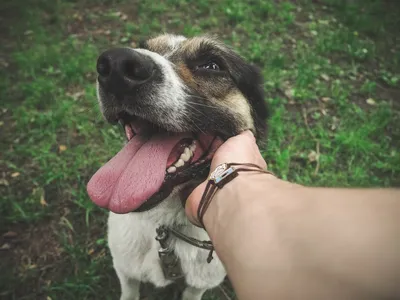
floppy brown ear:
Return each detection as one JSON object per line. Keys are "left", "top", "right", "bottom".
{"left": 238, "top": 64, "right": 269, "bottom": 143}
{"left": 224, "top": 52, "right": 269, "bottom": 147}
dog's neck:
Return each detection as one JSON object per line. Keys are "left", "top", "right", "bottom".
{"left": 130, "top": 187, "right": 189, "bottom": 226}
{"left": 128, "top": 187, "right": 210, "bottom": 243}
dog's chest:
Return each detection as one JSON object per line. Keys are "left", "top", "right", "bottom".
{"left": 107, "top": 199, "right": 226, "bottom": 288}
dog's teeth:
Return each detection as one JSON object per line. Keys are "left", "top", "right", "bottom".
{"left": 167, "top": 143, "right": 197, "bottom": 172}
{"left": 167, "top": 166, "right": 177, "bottom": 173}
{"left": 174, "top": 159, "right": 185, "bottom": 168}
{"left": 181, "top": 153, "right": 190, "bottom": 162}
{"left": 180, "top": 148, "right": 191, "bottom": 162}
{"left": 184, "top": 147, "right": 191, "bottom": 156}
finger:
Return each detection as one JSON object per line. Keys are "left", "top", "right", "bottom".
{"left": 211, "top": 130, "right": 263, "bottom": 168}
{"left": 243, "top": 129, "right": 255, "bottom": 141}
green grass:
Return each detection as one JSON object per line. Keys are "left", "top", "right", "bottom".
{"left": 1, "top": 0, "right": 399, "bottom": 299}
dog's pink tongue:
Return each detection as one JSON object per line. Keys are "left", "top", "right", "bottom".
{"left": 87, "top": 133, "right": 190, "bottom": 213}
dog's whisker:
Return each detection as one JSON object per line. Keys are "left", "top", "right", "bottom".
{"left": 184, "top": 96, "right": 222, "bottom": 109}
{"left": 186, "top": 115, "right": 206, "bottom": 134}
{"left": 186, "top": 101, "right": 221, "bottom": 109}
{"left": 184, "top": 103, "right": 220, "bottom": 126}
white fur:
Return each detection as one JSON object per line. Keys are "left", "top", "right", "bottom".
{"left": 163, "top": 34, "right": 187, "bottom": 59}
{"left": 108, "top": 188, "right": 227, "bottom": 300}
{"left": 165, "top": 34, "right": 187, "bottom": 52}
{"left": 132, "top": 48, "right": 189, "bottom": 133}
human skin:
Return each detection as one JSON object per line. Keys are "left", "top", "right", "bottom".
{"left": 185, "top": 131, "right": 400, "bottom": 300}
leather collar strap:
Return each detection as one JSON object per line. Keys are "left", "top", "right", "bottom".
{"left": 134, "top": 161, "right": 211, "bottom": 212}
{"left": 168, "top": 227, "right": 215, "bottom": 263}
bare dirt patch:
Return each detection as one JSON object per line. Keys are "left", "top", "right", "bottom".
{"left": 0, "top": 221, "right": 63, "bottom": 299}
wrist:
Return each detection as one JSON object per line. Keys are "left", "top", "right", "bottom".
{"left": 201, "top": 171, "right": 306, "bottom": 296}
{"left": 202, "top": 171, "right": 282, "bottom": 243}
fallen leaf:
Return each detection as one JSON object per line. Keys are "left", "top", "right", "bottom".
{"left": 88, "top": 248, "right": 95, "bottom": 255}
{"left": 28, "top": 264, "right": 37, "bottom": 269}
{"left": 11, "top": 172, "right": 20, "bottom": 178}
{"left": 0, "top": 121, "right": 4, "bottom": 126}
{"left": 59, "top": 145, "right": 67, "bottom": 152}
{"left": 0, "top": 178, "right": 9, "bottom": 186}
{"left": 308, "top": 150, "right": 320, "bottom": 162}
{"left": 67, "top": 91, "right": 85, "bottom": 101}
{"left": 3, "top": 231, "right": 18, "bottom": 238}
{"left": 0, "top": 59, "right": 8, "bottom": 68}
{"left": 331, "top": 116, "right": 340, "bottom": 131}
{"left": 111, "top": 11, "right": 122, "bottom": 17}
{"left": 0, "top": 243, "right": 11, "bottom": 250}
{"left": 73, "top": 13, "right": 82, "bottom": 20}
{"left": 320, "top": 73, "right": 330, "bottom": 81}
{"left": 40, "top": 194, "right": 48, "bottom": 207}
{"left": 366, "top": 98, "right": 376, "bottom": 105}
{"left": 284, "top": 88, "right": 295, "bottom": 99}
{"left": 120, "top": 36, "right": 129, "bottom": 43}
{"left": 321, "top": 97, "right": 331, "bottom": 102}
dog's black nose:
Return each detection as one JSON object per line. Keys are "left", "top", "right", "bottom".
{"left": 96, "top": 48, "right": 155, "bottom": 93}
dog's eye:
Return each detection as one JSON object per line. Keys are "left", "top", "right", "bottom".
{"left": 199, "top": 62, "right": 220, "bottom": 71}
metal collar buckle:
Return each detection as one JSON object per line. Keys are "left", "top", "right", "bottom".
{"left": 155, "top": 226, "right": 184, "bottom": 281}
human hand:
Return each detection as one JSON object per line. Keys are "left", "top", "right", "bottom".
{"left": 185, "top": 130, "right": 267, "bottom": 225}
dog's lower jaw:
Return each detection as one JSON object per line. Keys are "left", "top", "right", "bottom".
{"left": 108, "top": 191, "right": 226, "bottom": 300}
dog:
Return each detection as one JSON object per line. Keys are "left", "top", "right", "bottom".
{"left": 87, "top": 33, "right": 269, "bottom": 300}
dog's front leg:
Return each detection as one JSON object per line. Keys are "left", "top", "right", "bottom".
{"left": 181, "top": 286, "right": 207, "bottom": 300}
{"left": 115, "top": 268, "right": 141, "bottom": 300}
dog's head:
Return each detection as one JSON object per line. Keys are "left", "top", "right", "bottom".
{"left": 87, "top": 34, "right": 269, "bottom": 213}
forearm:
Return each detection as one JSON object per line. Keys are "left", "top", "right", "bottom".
{"left": 203, "top": 174, "right": 400, "bottom": 299}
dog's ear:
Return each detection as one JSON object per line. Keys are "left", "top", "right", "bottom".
{"left": 225, "top": 52, "right": 269, "bottom": 145}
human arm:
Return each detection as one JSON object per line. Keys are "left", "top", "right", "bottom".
{"left": 185, "top": 131, "right": 400, "bottom": 300}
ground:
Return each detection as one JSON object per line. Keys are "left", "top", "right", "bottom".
{"left": 0, "top": 0, "right": 399, "bottom": 299}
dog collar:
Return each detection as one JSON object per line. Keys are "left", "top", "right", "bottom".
{"left": 155, "top": 225, "right": 214, "bottom": 281}
{"left": 133, "top": 161, "right": 211, "bottom": 212}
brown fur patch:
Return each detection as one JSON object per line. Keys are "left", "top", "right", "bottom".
{"left": 176, "top": 63, "right": 197, "bottom": 89}
{"left": 146, "top": 37, "right": 171, "bottom": 55}
{"left": 179, "top": 36, "right": 223, "bottom": 59}
{"left": 180, "top": 37, "right": 205, "bottom": 57}
{"left": 221, "top": 91, "right": 254, "bottom": 130}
